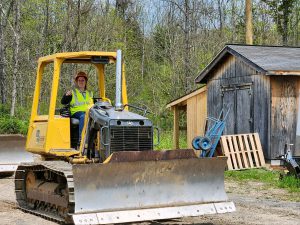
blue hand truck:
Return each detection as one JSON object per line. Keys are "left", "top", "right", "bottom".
{"left": 192, "top": 107, "right": 230, "bottom": 157}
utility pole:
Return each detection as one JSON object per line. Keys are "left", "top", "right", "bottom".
{"left": 245, "top": 0, "right": 253, "bottom": 45}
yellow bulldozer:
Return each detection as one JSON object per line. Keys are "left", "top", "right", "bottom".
{"left": 12, "top": 50, "right": 235, "bottom": 224}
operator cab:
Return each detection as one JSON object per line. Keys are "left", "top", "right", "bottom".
{"left": 26, "top": 51, "right": 128, "bottom": 157}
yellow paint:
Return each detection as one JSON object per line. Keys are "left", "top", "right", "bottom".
{"left": 95, "top": 64, "right": 105, "bottom": 98}
{"left": 122, "top": 63, "right": 128, "bottom": 110}
{"left": 26, "top": 122, "right": 48, "bottom": 152}
{"left": 26, "top": 50, "right": 126, "bottom": 160}
{"left": 78, "top": 105, "right": 93, "bottom": 154}
{"left": 38, "top": 51, "right": 117, "bottom": 63}
{"left": 70, "top": 156, "right": 89, "bottom": 164}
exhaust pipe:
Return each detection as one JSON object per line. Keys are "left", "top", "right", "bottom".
{"left": 115, "top": 49, "right": 123, "bottom": 111}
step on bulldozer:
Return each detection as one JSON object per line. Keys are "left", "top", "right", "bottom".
{"left": 14, "top": 50, "right": 235, "bottom": 224}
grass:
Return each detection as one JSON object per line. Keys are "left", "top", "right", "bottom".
{"left": 278, "top": 175, "right": 300, "bottom": 193}
{"left": 156, "top": 131, "right": 299, "bottom": 195}
{"left": 155, "top": 130, "right": 187, "bottom": 150}
{"left": 225, "top": 168, "right": 300, "bottom": 194}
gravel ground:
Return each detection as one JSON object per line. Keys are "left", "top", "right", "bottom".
{"left": 0, "top": 175, "right": 299, "bottom": 225}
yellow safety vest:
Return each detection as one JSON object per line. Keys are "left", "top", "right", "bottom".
{"left": 70, "top": 88, "right": 93, "bottom": 115}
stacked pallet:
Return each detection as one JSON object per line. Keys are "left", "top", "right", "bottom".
{"left": 220, "top": 133, "right": 266, "bottom": 170}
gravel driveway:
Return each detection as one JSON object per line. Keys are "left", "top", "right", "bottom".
{"left": 0, "top": 175, "right": 299, "bottom": 225}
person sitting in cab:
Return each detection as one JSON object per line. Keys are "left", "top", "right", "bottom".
{"left": 61, "top": 71, "right": 93, "bottom": 145}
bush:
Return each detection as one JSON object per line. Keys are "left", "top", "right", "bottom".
{"left": 0, "top": 104, "right": 30, "bottom": 134}
{"left": 0, "top": 117, "right": 28, "bottom": 135}
{"left": 0, "top": 104, "right": 10, "bottom": 117}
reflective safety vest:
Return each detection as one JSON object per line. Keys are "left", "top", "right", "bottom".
{"left": 70, "top": 88, "right": 93, "bottom": 115}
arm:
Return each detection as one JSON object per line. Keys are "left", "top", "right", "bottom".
{"left": 89, "top": 91, "right": 94, "bottom": 104}
{"left": 61, "top": 91, "right": 72, "bottom": 105}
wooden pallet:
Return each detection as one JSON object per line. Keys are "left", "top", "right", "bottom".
{"left": 220, "top": 133, "right": 266, "bottom": 170}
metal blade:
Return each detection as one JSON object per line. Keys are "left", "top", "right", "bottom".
{"left": 72, "top": 156, "right": 229, "bottom": 215}
{"left": 0, "top": 135, "right": 34, "bottom": 174}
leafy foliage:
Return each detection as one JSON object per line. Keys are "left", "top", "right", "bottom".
{"left": 0, "top": 0, "right": 300, "bottom": 131}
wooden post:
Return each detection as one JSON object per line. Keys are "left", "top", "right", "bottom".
{"left": 173, "top": 106, "right": 179, "bottom": 149}
{"left": 245, "top": 0, "right": 253, "bottom": 45}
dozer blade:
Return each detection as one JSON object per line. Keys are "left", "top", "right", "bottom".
{"left": 0, "top": 134, "right": 34, "bottom": 176}
{"left": 71, "top": 150, "right": 235, "bottom": 225}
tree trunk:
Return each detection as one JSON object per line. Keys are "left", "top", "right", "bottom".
{"left": 245, "top": 0, "right": 253, "bottom": 45}
{"left": 10, "top": 0, "right": 20, "bottom": 117}
{"left": 282, "top": 2, "right": 288, "bottom": 45}
{"left": 0, "top": 16, "right": 6, "bottom": 104}
{"left": 184, "top": 0, "right": 191, "bottom": 93}
{"left": 231, "top": 0, "right": 236, "bottom": 42}
{"left": 217, "top": 0, "right": 224, "bottom": 36}
{"left": 0, "top": 0, "right": 13, "bottom": 104}
{"left": 73, "top": 0, "right": 81, "bottom": 51}
{"left": 296, "top": 1, "right": 299, "bottom": 45}
{"left": 42, "top": 0, "right": 49, "bottom": 54}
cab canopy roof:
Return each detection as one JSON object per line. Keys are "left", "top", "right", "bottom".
{"left": 38, "top": 51, "right": 117, "bottom": 64}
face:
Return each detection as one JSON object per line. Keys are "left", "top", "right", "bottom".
{"left": 77, "top": 77, "right": 86, "bottom": 89}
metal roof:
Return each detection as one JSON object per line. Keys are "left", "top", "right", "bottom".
{"left": 195, "top": 44, "right": 300, "bottom": 83}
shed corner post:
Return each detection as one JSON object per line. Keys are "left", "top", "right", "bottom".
{"left": 172, "top": 106, "right": 179, "bottom": 149}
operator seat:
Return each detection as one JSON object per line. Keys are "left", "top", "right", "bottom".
{"left": 71, "top": 118, "right": 80, "bottom": 126}
{"left": 60, "top": 106, "right": 79, "bottom": 149}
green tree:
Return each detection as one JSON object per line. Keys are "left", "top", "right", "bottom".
{"left": 262, "top": 0, "right": 297, "bottom": 45}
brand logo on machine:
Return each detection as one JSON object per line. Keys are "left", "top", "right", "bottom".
{"left": 36, "top": 129, "right": 45, "bottom": 143}
{"left": 36, "top": 130, "right": 40, "bottom": 142}
{"left": 127, "top": 121, "right": 133, "bottom": 126}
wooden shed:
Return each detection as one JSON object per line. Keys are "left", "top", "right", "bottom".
{"left": 195, "top": 44, "right": 300, "bottom": 160}
{"left": 166, "top": 86, "right": 207, "bottom": 149}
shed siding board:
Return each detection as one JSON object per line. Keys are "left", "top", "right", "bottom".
{"left": 187, "top": 97, "right": 197, "bottom": 148}
{"left": 271, "top": 76, "right": 299, "bottom": 158}
{"left": 222, "top": 88, "right": 235, "bottom": 134}
{"left": 187, "top": 90, "right": 207, "bottom": 148}
{"left": 196, "top": 92, "right": 207, "bottom": 135}
{"left": 253, "top": 75, "right": 270, "bottom": 158}
{"left": 207, "top": 79, "right": 222, "bottom": 119}
{"left": 236, "top": 87, "right": 252, "bottom": 133}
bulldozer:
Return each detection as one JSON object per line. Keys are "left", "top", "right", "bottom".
{"left": 14, "top": 50, "right": 235, "bottom": 224}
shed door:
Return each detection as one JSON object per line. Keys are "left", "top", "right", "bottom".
{"left": 222, "top": 84, "right": 253, "bottom": 135}
{"left": 236, "top": 85, "right": 253, "bottom": 134}
{"left": 222, "top": 87, "right": 235, "bottom": 134}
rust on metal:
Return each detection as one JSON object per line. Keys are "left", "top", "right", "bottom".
{"left": 106, "top": 149, "right": 197, "bottom": 163}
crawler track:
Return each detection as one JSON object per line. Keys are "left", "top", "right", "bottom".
{"left": 14, "top": 161, "right": 74, "bottom": 224}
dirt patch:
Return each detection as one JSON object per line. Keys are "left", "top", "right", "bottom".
{"left": 0, "top": 176, "right": 299, "bottom": 225}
